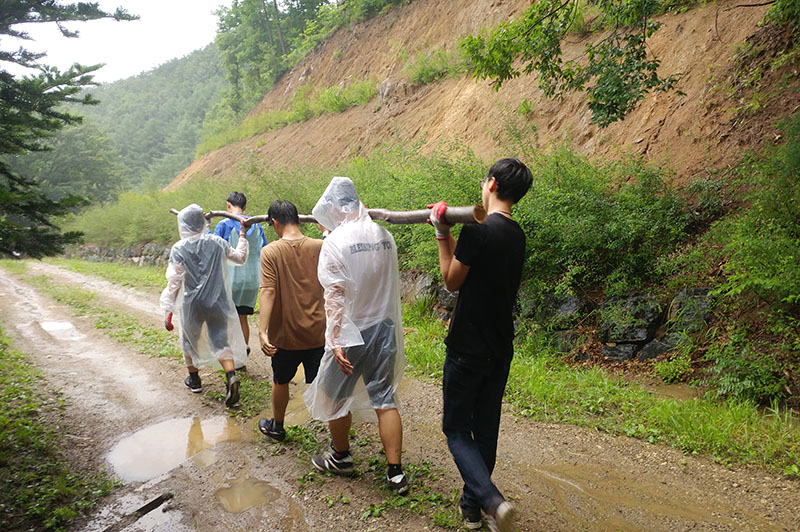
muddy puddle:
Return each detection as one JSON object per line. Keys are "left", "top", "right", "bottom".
{"left": 215, "top": 471, "right": 280, "bottom": 513}
{"left": 108, "top": 416, "right": 256, "bottom": 482}
{"left": 39, "top": 320, "right": 85, "bottom": 341}
{"left": 646, "top": 382, "right": 700, "bottom": 401}
{"left": 516, "top": 461, "right": 782, "bottom": 531}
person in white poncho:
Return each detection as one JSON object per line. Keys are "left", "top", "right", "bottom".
{"left": 160, "top": 204, "right": 249, "bottom": 408}
{"left": 303, "top": 177, "right": 408, "bottom": 494}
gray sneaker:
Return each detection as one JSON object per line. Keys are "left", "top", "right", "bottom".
{"left": 387, "top": 472, "right": 409, "bottom": 494}
{"left": 487, "top": 501, "right": 515, "bottom": 532}
{"left": 311, "top": 443, "right": 354, "bottom": 475}
{"left": 225, "top": 374, "right": 240, "bottom": 407}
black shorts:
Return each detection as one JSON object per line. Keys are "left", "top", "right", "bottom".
{"left": 272, "top": 346, "right": 324, "bottom": 385}
{"left": 236, "top": 305, "right": 255, "bottom": 315}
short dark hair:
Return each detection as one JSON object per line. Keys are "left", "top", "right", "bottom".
{"left": 489, "top": 158, "right": 532, "bottom": 204}
{"left": 226, "top": 191, "right": 246, "bottom": 209}
{"left": 268, "top": 200, "right": 299, "bottom": 225}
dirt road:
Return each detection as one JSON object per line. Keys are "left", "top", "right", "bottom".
{"left": 0, "top": 262, "right": 797, "bottom": 531}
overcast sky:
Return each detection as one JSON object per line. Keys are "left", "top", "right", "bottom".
{"left": 5, "top": 0, "right": 226, "bottom": 83}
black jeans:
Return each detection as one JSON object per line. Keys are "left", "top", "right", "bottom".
{"left": 442, "top": 349, "right": 511, "bottom": 512}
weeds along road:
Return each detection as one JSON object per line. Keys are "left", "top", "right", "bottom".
{"left": 0, "top": 261, "right": 798, "bottom": 532}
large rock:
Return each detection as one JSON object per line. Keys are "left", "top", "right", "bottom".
{"left": 602, "top": 343, "right": 639, "bottom": 361}
{"left": 400, "top": 271, "right": 434, "bottom": 303}
{"left": 668, "top": 287, "right": 714, "bottom": 334}
{"left": 536, "top": 291, "right": 593, "bottom": 330}
{"left": 638, "top": 339, "right": 676, "bottom": 361}
{"left": 437, "top": 286, "right": 459, "bottom": 312}
{"left": 599, "top": 294, "right": 663, "bottom": 344}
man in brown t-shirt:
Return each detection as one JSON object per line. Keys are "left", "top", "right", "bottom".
{"left": 257, "top": 200, "right": 325, "bottom": 441}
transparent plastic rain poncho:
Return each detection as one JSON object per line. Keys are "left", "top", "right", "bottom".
{"left": 159, "top": 204, "right": 249, "bottom": 369}
{"left": 303, "top": 177, "right": 405, "bottom": 422}
{"left": 225, "top": 219, "right": 264, "bottom": 309}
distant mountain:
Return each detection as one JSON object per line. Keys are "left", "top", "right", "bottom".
{"left": 76, "top": 43, "right": 228, "bottom": 189}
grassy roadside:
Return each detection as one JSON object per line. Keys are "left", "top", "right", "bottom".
{"left": 0, "top": 326, "right": 115, "bottom": 531}
{"left": 44, "top": 257, "right": 165, "bottom": 291}
{"left": 403, "top": 304, "right": 800, "bottom": 479}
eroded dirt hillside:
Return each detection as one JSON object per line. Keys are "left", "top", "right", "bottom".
{"left": 166, "top": 0, "right": 792, "bottom": 192}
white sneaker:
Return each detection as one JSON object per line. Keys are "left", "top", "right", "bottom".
{"left": 487, "top": 501, "right": 515, "bottom": 532}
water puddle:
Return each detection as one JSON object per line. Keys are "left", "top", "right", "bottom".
{"left": 215, "top": 471, "right": 280, "bottom": 513}
{"left": 647, "top": 383, "right": 700, "bottom": 401}
{"left": 39, "top": 320, "right": 85, "bottom": 341}
{"left": 518, "top": 461, "right": 782, "bottom": 531}
{"left": 108, "top": 416, "right": 254, "bottom": 482}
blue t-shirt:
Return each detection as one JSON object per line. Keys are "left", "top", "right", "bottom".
{"left": 213, "top": 217, "right": 268, "bottom": 247}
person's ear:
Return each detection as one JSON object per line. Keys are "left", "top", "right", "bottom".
{"left": 488, "top": 176, "right": 498, "bottom": 192}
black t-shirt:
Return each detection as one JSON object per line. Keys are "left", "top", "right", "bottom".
{"left": 445, "top": 213, "right": 526, "bottom": 359}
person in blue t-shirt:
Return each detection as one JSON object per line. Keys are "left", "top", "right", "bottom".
{"left": 213, "top": 191, "right": 268, "bottom": 360}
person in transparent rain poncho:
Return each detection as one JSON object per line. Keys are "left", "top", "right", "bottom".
{"left": 303, "top": 177, "right": 409, "bottom": 494}
{"left": 212, "top": 191, "right": 268, "bottom": 363}
{"left": 160, "top": 204, "right": 249, "bottom": 408}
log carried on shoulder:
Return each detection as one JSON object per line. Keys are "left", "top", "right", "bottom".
{"left": 169, "top": 204, "right": 486, "bottom": 227}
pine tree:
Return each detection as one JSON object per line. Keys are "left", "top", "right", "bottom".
{"left": 0, "top": 2, "right": 136, "bottom": 258}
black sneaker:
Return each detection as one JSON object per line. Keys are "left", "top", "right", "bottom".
{"left": 184, "top": 374, "right": 202, "bottom": 393}
{"left": 311, "top": 442, "right": 354, "bottom": 475}
{"left": 387, "top": 471, "right": 409, "bottom": 494}
{"left": 258, "top": 418, "right": 286, "bottom": 442}
{"left": 225, "top": 374, "right": 240, "bottom": 407}
{"left": 460, "top": 505, "right": 482, "bottom": 530}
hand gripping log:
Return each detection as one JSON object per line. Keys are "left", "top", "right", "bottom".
{"left": 169, "top": 204, "right": 486, "bottom": 226}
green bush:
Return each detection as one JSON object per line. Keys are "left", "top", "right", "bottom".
{"left": 653, "top": 351, "right": 692, "bottom": 383}
{"left": 404, "top": 45, "right": 471, "bottom": 84}
{"left": 721, "top": 115, "right": 800, "bottom": 306}
{"left": 516, "top": 147, "right": 689, "bottom": 301}
{"left": 703, "top": 325, "right": 788, "bottom": 404}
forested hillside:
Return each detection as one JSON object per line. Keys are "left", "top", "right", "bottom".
{"left": 75, "top": 44, "right": 228, "bottom": 190}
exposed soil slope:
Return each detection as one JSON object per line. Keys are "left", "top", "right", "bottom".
{"left": 166, "top": 0, "right": 795, "bottom": 192}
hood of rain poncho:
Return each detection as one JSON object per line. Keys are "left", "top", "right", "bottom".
{"left": 304, "top": 177, "right": 404, "bottom": 422}
{"left": 177, "top": 204, "right": 209, "bottom": 239}
{"left": 311, "top": 176, "right": 368, "bottom": 231}
{"left": 160, "top": 204, "right": 248, "bottom": 370}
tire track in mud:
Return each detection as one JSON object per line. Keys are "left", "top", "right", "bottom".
{"left": 1, "top": 264, "right": 799, "bottom": 531}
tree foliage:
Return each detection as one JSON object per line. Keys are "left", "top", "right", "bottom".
{"left": 461, "top": 0, "right": 682, "bottom": 127}
{"left": 0, "top": 1, "right": 135, "bottom": 258}
{"left": 6, "top": 120, "right": 125, "bottom": 203}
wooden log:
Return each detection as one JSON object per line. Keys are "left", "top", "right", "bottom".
{"left": 170, "top": 205, "right": 486, "bottom": 227}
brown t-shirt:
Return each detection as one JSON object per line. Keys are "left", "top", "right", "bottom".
{"left": 259, "top": 237, "right": 325, "bottom": 350}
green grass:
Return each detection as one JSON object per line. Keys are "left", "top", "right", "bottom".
{"left": 197, "top": 79, "right": 377, "bottom": 156}
{"left": 0, "top": 327, "right": 116, "bottom": 531}
{"left": 404, "top": 45, "right": 471, "bottom": 84}
{"left": 24, "top": 274, "right": 180, "bottom": 360}
{"left": 45, "top": 257, "right": 165, "bottom": 291}
{"left": 403, "top": 302, "right": 800, "bottom": 478}
{"left": 0, "top": 258, "right": 28, "bottom": 275}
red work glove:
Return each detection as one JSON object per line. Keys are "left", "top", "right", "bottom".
{"left": 164, "top": 311, "right": 174, "bottom": 331}
{"left": 427, "top": 201, "right": 453, "bottom": 240}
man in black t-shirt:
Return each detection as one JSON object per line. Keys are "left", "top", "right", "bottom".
{"left": 428, "top": 158, "right": 532, "bottom": 532}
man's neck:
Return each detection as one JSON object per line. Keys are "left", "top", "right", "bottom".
{"left": 279, "top": 224, "right": 304, "bottom": 240}
{"left": 485, "top": 196, "right": 514, "bottom": 217}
